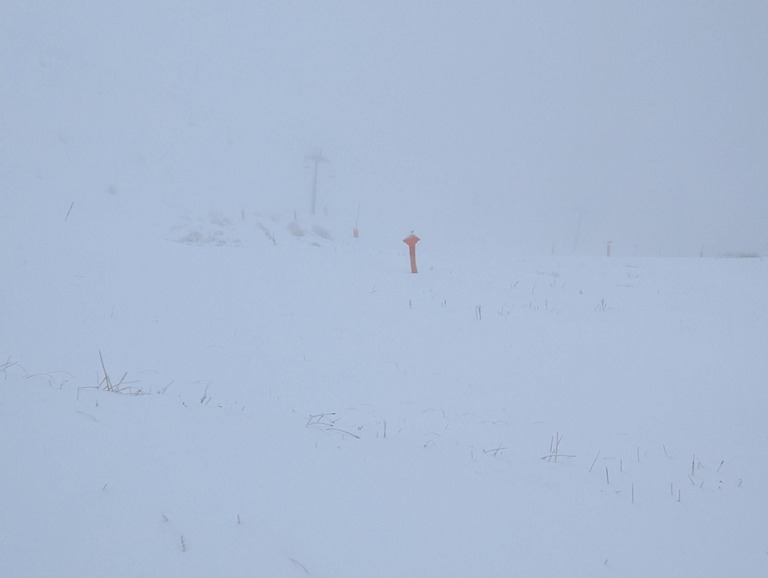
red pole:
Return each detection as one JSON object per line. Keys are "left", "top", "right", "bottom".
{"left": 403, "top": 233, "right": 420, "bottom": 273}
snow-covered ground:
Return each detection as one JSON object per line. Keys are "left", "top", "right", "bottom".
{"left": 2, "top": 196, "right": 767, "bottom": 576}
{"left": 3, "top": 2, "right": 767, "bottom": 575}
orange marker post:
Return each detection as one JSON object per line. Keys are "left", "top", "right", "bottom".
{"left": 403, "top": 233, "right": 420, "bottom": 273}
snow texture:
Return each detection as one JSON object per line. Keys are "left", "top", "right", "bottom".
{"left": 2, "top": 199, "right": 767, "bottom": 577}
{"left": 2, "top": 2, "right": 768, "bottom": 576}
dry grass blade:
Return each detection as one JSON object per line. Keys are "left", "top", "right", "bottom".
{"left": 98, "top": 350, "right": 144, "bottom": 395}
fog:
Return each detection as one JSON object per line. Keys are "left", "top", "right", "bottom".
{"left": 3, "top": 1, "right": 767, "bottom": 256}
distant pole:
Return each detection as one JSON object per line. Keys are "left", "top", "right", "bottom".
{"left": 353, "top": 203, "right": 361, "bottom": 238}
{"left": 306, "top": 150, "right": 328, "bottom": 216}
{"left": 606, "top": 241, "right": 612, "bottom": 257}
{"left": 573, "top": 210, "right": 583, "bottom": 251}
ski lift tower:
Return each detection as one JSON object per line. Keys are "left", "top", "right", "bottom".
{"left": 306, "top": 150, "right": 329, "bottom": 216}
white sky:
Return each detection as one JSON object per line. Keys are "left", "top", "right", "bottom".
{"left": 2, "top": 1, "right": 767, "bottom": 255}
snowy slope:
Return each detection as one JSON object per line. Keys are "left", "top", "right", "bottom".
{"left": 3, "top": 2, "right": 768, "bottom": 575}
{"left": 2, "top": 197, "right": 767, "bottom": 577}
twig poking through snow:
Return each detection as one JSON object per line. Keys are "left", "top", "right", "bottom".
{"left": 483, "top": 444, "right": 506, "bottom": 457}
{"left": 98, "top": 351, "right": 143, "bottom": 395}
{"left": 589, "top": 451, "right": 601, "bottom": 472}
{"left": 542, "top": 433, "right": 574, "bottom": 462}
{"left": 306, "top": 413, "right": 360, "bottom": 439}
{"left": 289, "top": 558, "right": 310, "bottom": 574}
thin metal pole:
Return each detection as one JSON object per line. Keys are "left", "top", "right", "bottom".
{"left": 311, "top": 159, "right": 319, "bottom": 215}
{"left": 306, "top": 151, "right": 328, "bottom": 216}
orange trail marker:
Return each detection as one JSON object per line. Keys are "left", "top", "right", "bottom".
{"left": 403, "top": 233, "right": 420, "bottom": 273}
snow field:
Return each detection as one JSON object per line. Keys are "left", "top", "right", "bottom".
{"left": 2, "top": 199, "right": 767, "bottom": 576}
